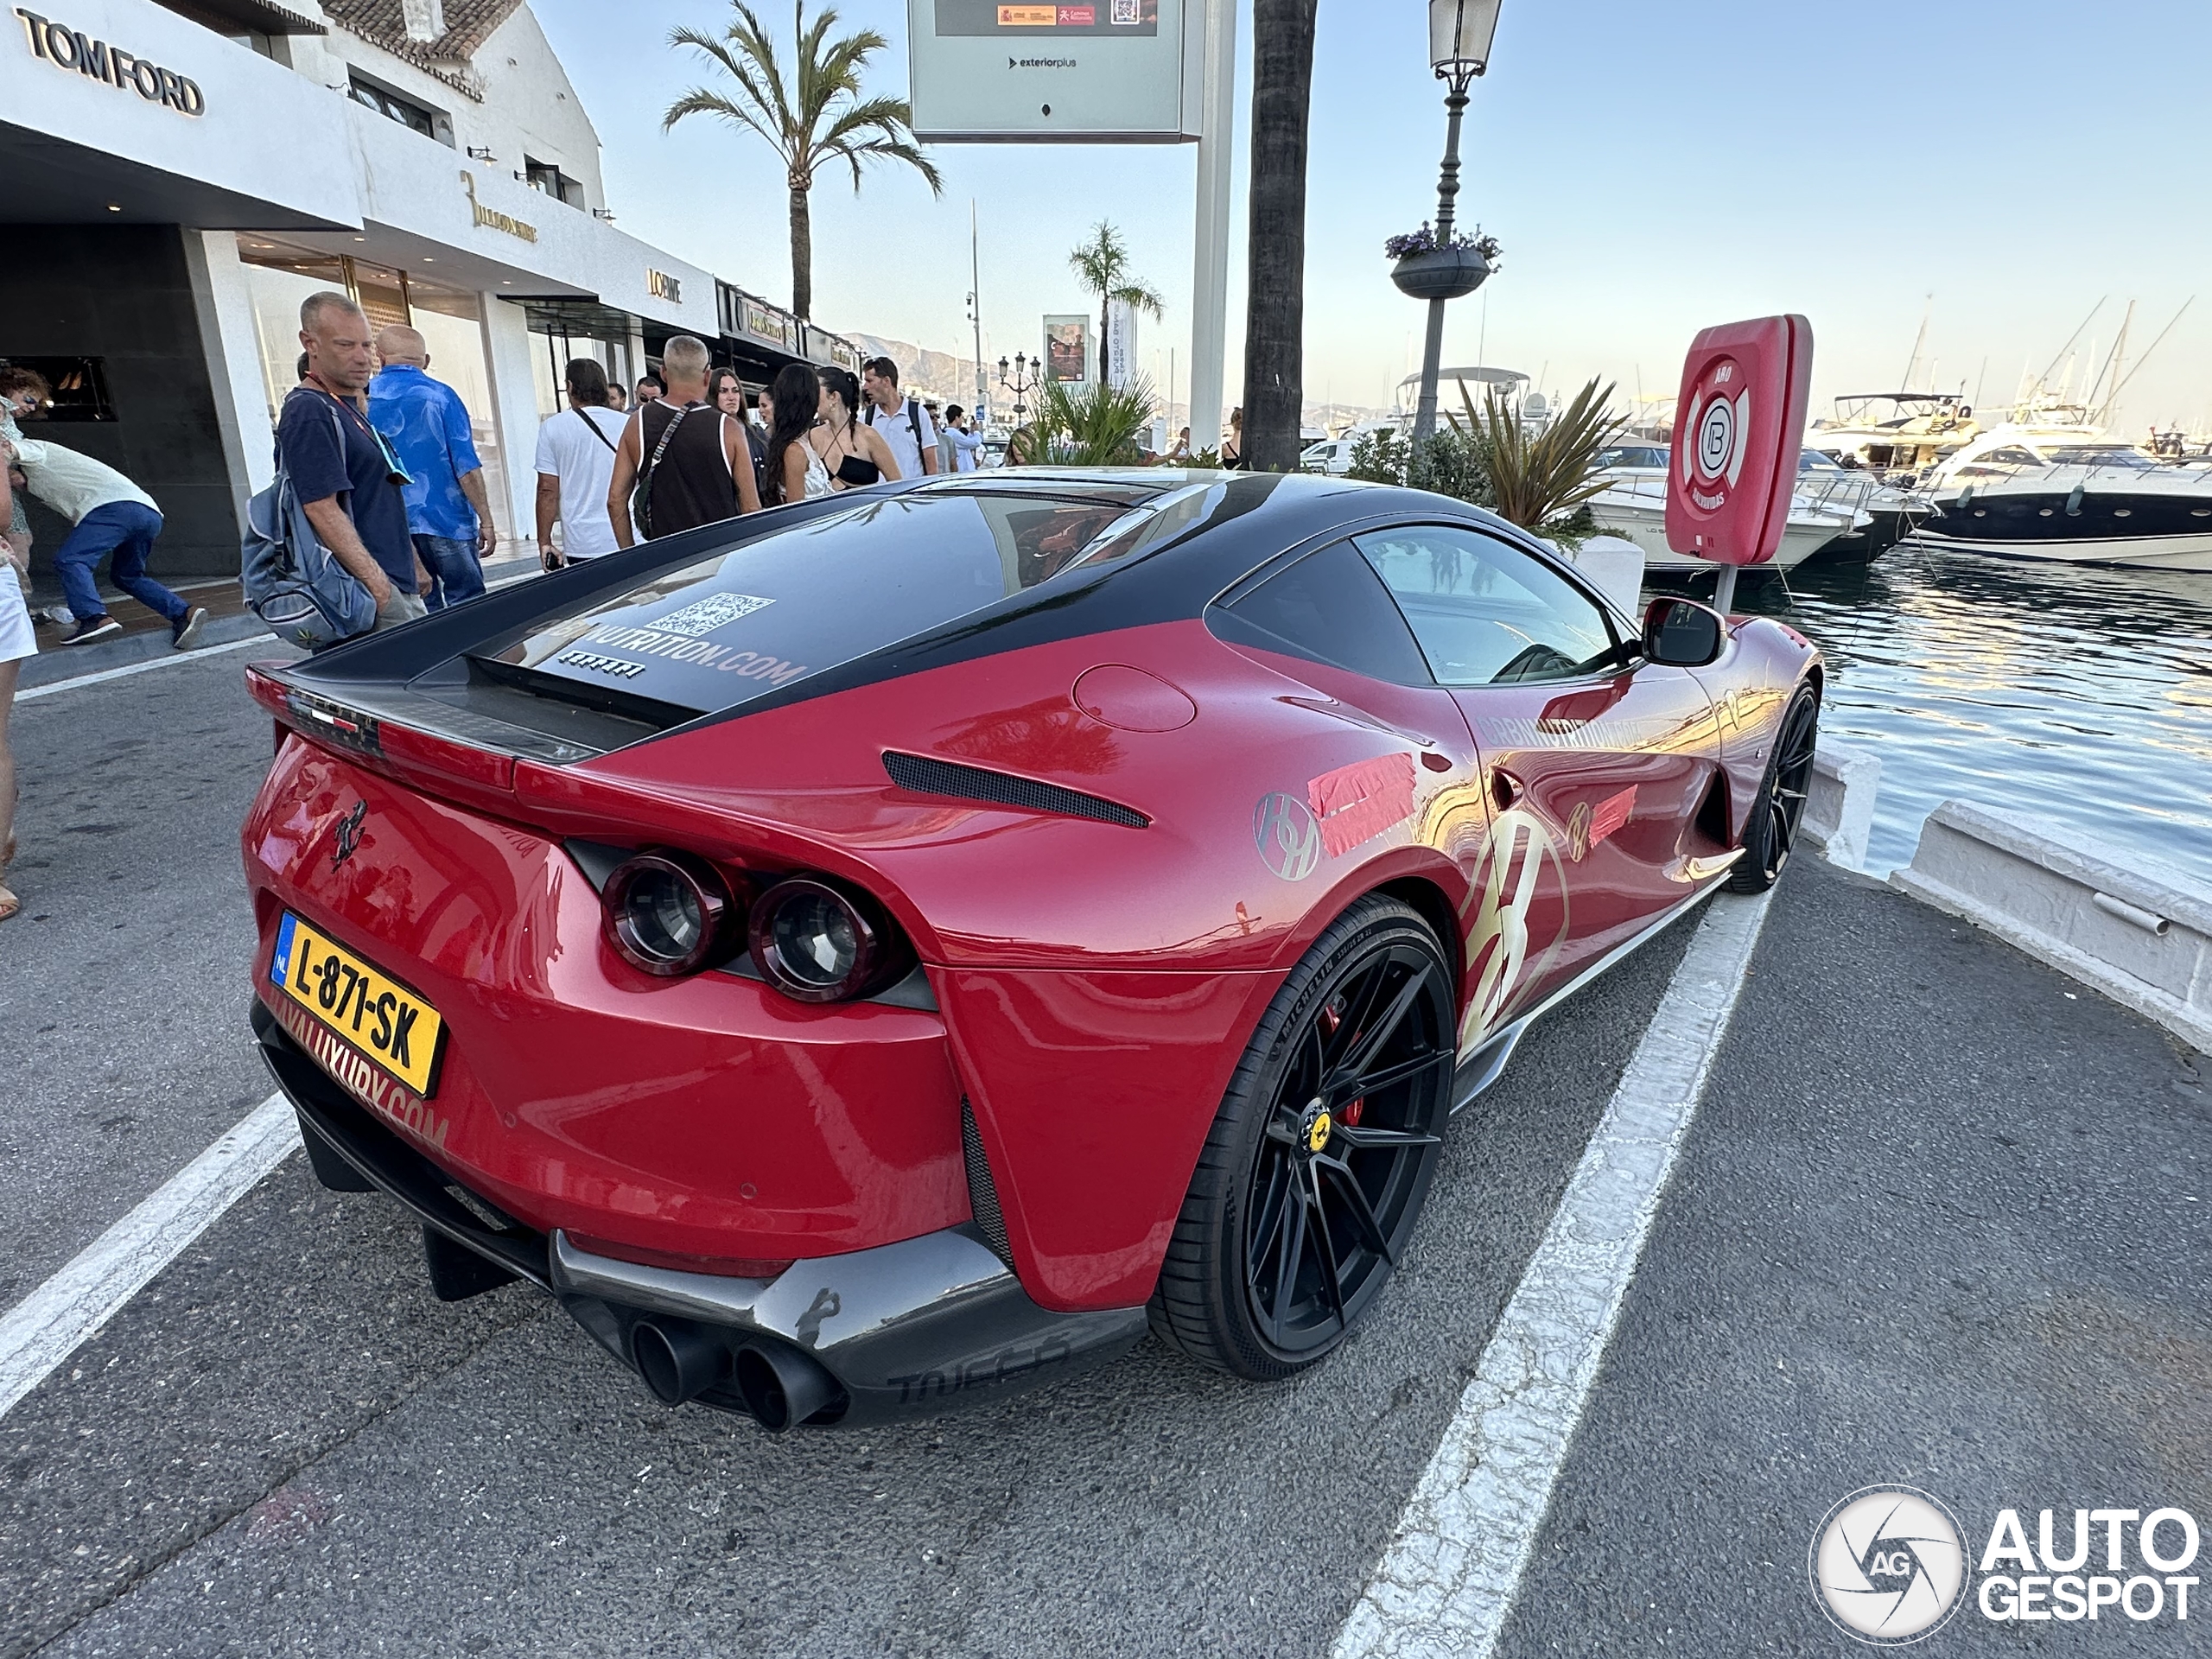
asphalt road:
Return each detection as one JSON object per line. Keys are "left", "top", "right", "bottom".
{"left": 3, "top": 650, "right": 2204, "bottom": 1657}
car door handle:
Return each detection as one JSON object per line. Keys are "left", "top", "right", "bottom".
{"left": 1490, "top": 769, "right": 1521, "bottom": 811}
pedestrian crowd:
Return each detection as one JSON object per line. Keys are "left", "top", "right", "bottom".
{"left": 0, "top": 289, "right": 1195, "bottom": 924}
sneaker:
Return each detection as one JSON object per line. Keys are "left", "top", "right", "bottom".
{"left": 170, "top": 607, "right": 209, "bottom": 651}
{"left": 58, "top": 614, "right": 121, "bottom": 645}
{"left": 37, "top": 604, "right": 73, "bottom": 628}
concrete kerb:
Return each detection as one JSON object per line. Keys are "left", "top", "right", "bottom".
{"left": 1891, "top": 800, "right": 2212, "bottom": 1055}
{"left": 1802, "top": 741, "right": 1880, "bottom": 871}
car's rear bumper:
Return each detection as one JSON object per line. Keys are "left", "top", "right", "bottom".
{"left": 254, "top": 1001, "right": 1147, "bottom": 1426}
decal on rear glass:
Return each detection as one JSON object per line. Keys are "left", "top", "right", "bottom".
{"left": 652, "top": 592, "right": 775, "bottom": 638}
{"left": 1254, "top": 793, "right": 1322, "bottom": 881}
{"left": 1306, "top": 753, "right": 1415, "bottom": 858}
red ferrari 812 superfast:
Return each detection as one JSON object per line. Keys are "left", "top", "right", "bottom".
{"left": 242, "top": 470, "right": 1820, "bottom": 1430}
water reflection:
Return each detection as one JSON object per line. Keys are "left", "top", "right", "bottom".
{"left": 1666, "top": 544, "right": 2212, "bottom": 876}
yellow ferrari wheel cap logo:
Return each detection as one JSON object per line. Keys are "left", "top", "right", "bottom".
{"left": 1306, "top": 1111, "right": 1332, "bottom": 1154}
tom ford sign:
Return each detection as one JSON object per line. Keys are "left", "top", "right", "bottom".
{"left": 13, "top": 8, "right": 205, "bottom": 114}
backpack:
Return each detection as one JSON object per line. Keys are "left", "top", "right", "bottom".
{"left": 241, "top": 394, "right": 379, "bottom": 649}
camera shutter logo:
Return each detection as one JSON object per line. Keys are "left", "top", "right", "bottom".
{"left": 1810, "top": 1485, "right": 1968, "bottom": 1645}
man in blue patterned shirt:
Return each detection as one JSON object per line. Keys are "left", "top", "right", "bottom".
{"left": 366, "top": 326, "right": 498, "bottom": 609}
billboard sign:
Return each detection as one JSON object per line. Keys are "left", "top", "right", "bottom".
{"left": 1043, "top": 315, "right": 1092, "bottom": 385}
{"left": 1662, "top": 314, "right": 1814, "bottom": 567}
{"left": 908, "top": 0, "right": 1205, "bottom": 142}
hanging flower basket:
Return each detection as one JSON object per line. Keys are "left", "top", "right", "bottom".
{"left": 1391, "top": 247, "right": 1492, "bottom": 301}
{"left": 1386, "top": 226, "right": 1500, "bottom": 302}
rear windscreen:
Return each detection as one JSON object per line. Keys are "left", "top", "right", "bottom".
{"left": 484, "top": 491, "right": 1144, "bottom": 715}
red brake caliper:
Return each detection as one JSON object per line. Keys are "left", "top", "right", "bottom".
{"left": 1319, "top": 1003, "right": 1365, "bottom": 1127}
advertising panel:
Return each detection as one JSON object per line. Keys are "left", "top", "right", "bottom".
{"left": 907, "top": 0, "right": 1199, "bottom": 142}
{"left": 1662, "top": 314, "right": 1814, "bottom": 567}
{"left": 1105, "top": 297, "right": 1140, "bottom": 390}
{"left": 1043, "top": 315, "right": 1092, "bottom": 385}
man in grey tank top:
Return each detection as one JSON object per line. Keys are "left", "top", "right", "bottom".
{"left": 607, "top": 336, "right": 762, "bottom": 545}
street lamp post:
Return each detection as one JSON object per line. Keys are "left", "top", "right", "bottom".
{"left": 1407, "top": 0, "right": 1503, "bottom": 451}
{"left": 997, "top": 353, "right": 1040, "bottom": 454}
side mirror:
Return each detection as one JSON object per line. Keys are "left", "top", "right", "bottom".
{"left": 1642, "top": 597, "right": 1726, "bottom": 667}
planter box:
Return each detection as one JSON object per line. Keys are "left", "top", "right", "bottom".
{"left": 1390, "top": 246, "right": 1491, "bottom": 302}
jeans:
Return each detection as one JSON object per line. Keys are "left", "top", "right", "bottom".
{"left": 414, "top": 533, "right": 484, "bottom": 612}
{"left": 54, "top": 501, "right": 183, "bottom": 624}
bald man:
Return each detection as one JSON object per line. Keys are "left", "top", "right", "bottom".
{"left": 367, "top": 322, "right": 498, "bottom": 609}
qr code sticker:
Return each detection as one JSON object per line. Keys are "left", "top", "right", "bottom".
{"left": 652, "top": 592, "right": 775, "bottom": 638}
{"left": 1112, "top": 0, "right": 1138, "bottom": 22}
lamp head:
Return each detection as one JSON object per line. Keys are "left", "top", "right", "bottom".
{"left": 1429, "top": 0, "right": 1501, "bottom": 82}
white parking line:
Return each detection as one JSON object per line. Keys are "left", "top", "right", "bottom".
{"left": 17, "top": 563, "right": 543, "bottom": 704}
{"left": 1332, "top": 891, "right": 1774, "bottom": 1659}
{"left": 0, "top": 1093, "right": 301, "bottom": 1420}
{"left": 16, "top": 636, "right": 264, "bottom": 702}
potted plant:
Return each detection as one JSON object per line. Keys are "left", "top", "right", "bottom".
{"left": 1387, "top": 225, "right": 1500, "bottom": 302}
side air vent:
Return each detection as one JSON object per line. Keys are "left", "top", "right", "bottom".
{"left": 961, "top": 1100, "right": 1015, "bottom": 1270}
{"left": 883, "top": 750, "right": 1149, "bottom": 829}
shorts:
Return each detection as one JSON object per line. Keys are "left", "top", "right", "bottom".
{"left": 0, "top": 565, "right": 35, "bottom": 664}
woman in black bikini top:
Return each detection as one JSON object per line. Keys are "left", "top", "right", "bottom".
{"left": 812, "top": 366, "right": 900, "bottom": 490}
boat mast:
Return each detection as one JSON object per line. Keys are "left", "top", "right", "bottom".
{"left": 1899, "top": 296, "right": 1933, "bottom": 390}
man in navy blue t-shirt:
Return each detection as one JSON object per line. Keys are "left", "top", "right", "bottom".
{"left": 276, "top": 292, "right": 426, "bottom": 631}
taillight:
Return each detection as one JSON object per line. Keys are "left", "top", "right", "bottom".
{"left": 747, "top": 875, "right": 910, "bottom": 1003}
{"left": 603, "top": 851, "right": 744, "bottom": 976}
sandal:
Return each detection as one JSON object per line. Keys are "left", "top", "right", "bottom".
{"left": 0, "top": 835, "right": 16, "bottom": 921}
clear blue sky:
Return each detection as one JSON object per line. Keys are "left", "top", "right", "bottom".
{"left": 536, "top": 0, "right": 2208, "bottom": 431}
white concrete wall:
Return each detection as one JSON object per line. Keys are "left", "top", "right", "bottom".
{"left": 472, "top": 6, "right": 603, "bottom": 207}
{"left": 185, "top": 228, "right": 278, "bottom": 496}
{"left": 1891, "top": 800, "right": 2212, "bottom": 1054}
{"left": 481, "top": 293, "right": 544, "bottom": 537}
{"left": 1801, "top": 741, "right": 1880, "bottom": 872}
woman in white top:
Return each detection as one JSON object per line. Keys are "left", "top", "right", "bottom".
{"left": 764, "top": 363, "right": 834, "bottom": 505}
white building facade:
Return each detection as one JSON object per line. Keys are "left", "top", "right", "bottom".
{"left": 0, "top": 0, "right": 854, "bottom": 576}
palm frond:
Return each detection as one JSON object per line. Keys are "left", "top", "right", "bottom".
{"left": 1460, "top": 378, "right": 1627, "bottom": 531}
{"left": 1033, "top": 375, "right": 1158, "bottom": 466}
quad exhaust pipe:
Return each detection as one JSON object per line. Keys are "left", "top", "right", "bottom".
{"left": 628, "top": 1319, "right": 841, "bottom": 1430}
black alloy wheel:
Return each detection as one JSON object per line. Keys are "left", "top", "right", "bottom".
{"left": 1151, "top": 897, "right": 1457, "bottom": 1379}
{"left": 1730, "top": 684, "right": 1821, "bottom": 893}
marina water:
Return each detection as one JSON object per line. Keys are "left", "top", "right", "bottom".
{"left": 1718, "top": 543, "right": 2212, "bottom": 879}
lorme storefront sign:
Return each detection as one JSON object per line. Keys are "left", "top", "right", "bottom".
{"left": 13, "top": 7, "right": 204, "bottom": 114}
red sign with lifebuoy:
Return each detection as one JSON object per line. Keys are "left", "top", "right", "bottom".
{"left": 1663, "top": 315, "right": 1814, "bottom": 566}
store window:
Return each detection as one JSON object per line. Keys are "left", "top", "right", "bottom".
{"left": 348, "top": 71, "right": 453, "bottom": 146}
{"left": 529, "top": 333, "right": 631, "bottom": 419}
{"left": 236, "top": 238, "right": 509, "bottom": 543}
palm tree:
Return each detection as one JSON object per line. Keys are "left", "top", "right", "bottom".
{"left": 1240, "top": 0, "right": 1319, "bottom": 472}
{"left": 1067, "top": 223, "right": 1164, "bottom": 385}
{"left": 664, "top": 1, "right": 942, "bottom": 321}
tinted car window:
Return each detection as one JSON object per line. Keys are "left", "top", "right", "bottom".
{"left": 1354, "top": 524, "right": 1619, "bottom": 686}
{"left": 492, "top": 491, "right": 1141, "bottom": 715}
{"left": 1209, "top": 540, "right": 1434, "bottom": 686}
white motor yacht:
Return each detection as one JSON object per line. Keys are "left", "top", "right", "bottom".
{"left": 1583, "top": 443, "right": 1863, "bottom": 571}
{"left": 1808, "top": 392, "right": 1980, "bottom": 479}
{"left": 1912, "top": 427, "right": 2212, "bottom": 571}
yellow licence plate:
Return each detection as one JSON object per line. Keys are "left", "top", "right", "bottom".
{"left": 270, "top": 912, "right": 446, "bottom": 1096}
